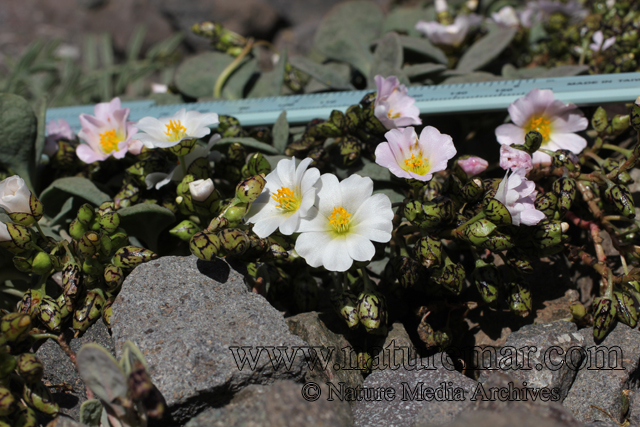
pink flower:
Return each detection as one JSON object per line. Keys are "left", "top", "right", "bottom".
{"left": 499, "top": 144, "right": 532, "bottom": 172}
{"left": 495, "top": 89, "right": 588, "bottom": 165}
{"left": 415, "top": 14, "right": 482, "bottom": 47}
{"left": 491, "top": 6, "right": 521, "bottom": 28}
{"left": 494, "top": 168, "right": 545, "bottom": 226}
{"left": 45, "top": 119, "right": 75, "bottom": 156}
{"left": 457, "top": 156, "right": 488, "bottom": 176}
{"left": 375, "top": 126, "right": 456, "bottom": 181}
{"left": 373, "top": 75, "right": 421, "bottom": 130}
{"left": 76, "top": 97, "right": 138, "bottom": 163}
{"left": 590, "top": 31, "right": 616, "bottom": 53}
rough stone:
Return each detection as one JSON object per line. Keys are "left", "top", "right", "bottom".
{"left": 110, "top": 255, "right": 309, "bottom": 425}
{"left": 628, "top": 388, "right": 640, "bottom": 426}
{"left": 35, "top": 321, "right": 114, "bottom": 422}
{"left": 563, "top": 323, "right": 640, "bottom": 423}
{"left": 185, "top": 380, "right": 353, "bottom": 427}
{"left": 478, "top": 321, "right": 585, "bottom": 401}
{"left": 353, "top": 353, "right": 478, "bottom": 427}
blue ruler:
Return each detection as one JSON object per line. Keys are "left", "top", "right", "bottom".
{"left": 46, "top": 72, "right": 640, "bottom": 129}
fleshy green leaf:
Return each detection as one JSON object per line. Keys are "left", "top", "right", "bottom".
{"left": 120, "top": 340, "right": 149, "bottom": 378}
{"left": 288, "top": 56, "right": 355, "bottom": 90}
{"left": 216, "top": 137, "right": 280, "bottom": 155}
{"left": 174, "top": 52, "right": 235, "bottom": 99}
{"left": 118, "top": 203, "right": 176, "bottom": 252}
{"left": 369, "top": 32, "right": 407, "bottom": 88}
{"left": 314, "top": 1, "right": 384, "bottom": 76}
{"left": 272, "top": 111, "right": 289, "bottom": 154}
{"left": 248, "top": 49, "right": 287, "bottom": 98}
{"left": 77, "top": 344, "right": 128, "bottom": 403}
{"left": 40, "top": 177, "right": 111, "bottom": 217}
{"left": 398, "top": 35, "right": 448, "bottom": 65}
{"left": 350, "top": 159, "right": 391, "bottom": 182}
{"left": 403, "top": 63, "right": 447, "bottom": 78}
{"left": 0, "top": 93, "right": 38, "bottom": 192}
{"left": 80, "top": 399, "right": 103, "bottom": 426}
{"left": 374, "top": 187, "right": 405, "bottom": 204}
{"left": 456, "top": 27, "right": 517, "bottom": 72}
{"left": 382, "top": 6, "right": 436, "bottom": 36}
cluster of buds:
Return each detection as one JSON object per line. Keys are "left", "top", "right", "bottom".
{"left": 331, "top": 288, "right": 388, "bottom": 335}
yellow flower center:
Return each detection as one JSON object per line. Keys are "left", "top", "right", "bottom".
{"left": 99, "top": 129, "right": 122, "bottom": 154}
{"left": 402, "top": 153, "right": 430, "bottom": 175}
{"left": 388, "top": 109, "right": 401, "bottom": 119}
{"left": 329, "top": 206, "right": 352, "bottom": 234}
{"left": 525, "top": 115, "right": 552, "bottom": 143}
{"left": 272, "top": 187, "right": 300, "bottom": 212}
{"left": 164, "top": 120, "right": 187, "bottom": 141}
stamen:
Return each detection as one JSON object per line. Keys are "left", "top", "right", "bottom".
{"left": 99, "top": 129, "right": 121, "bottom": 153}
{"left": 329, "top": 206, "right": 352, "bottom": 233}
{"left": 272, "top": 187, "right": 300, "bottom": 212}
{"left": 164, "top": 120, "right": 187, "bottom": 141}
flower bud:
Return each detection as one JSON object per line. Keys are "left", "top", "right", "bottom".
{"left": 569, "top": 302, "right": 587, "bottom": 320}
{"left": 332, "top": 291, "right": 360, "bottom": 329}
{"left": 56, "top": 293, "right": 73, "bottom": 320}
{"left": 166, "top": 138, "right": 198, "bottom": 157}
{"left": 246, "top": 153, "right": 272, "bottom": 176}
{"left": 592, "top": 296, "right": 617, "bottom": 341}
{"left": 431, "top": 262, "right": 465, "bottom": 295}
{"left": 170, "top": 220, "right": 201, "bottom": 241}
{"left": 613, "top": 292, "right": 638, "bottom": 328}
{"left": 504, "top": 249, "right": 533, "bottom": 275}
{"left": 552, "top": 149, "right": 580, "bottom": 172}
{"left": 480, "top": 231, "right": 514, "bottom": 252}
{"left": 552, "top": 177, "right": 577, "bottom": 216}
{"left": 611, "top": 114, "right": 630, "bottom": 135}
{"left": 77, "top": 231, "right": 101, "bottom": 258}
{"left": 0, "top": 313, "right": 31, "bottom": 342}
{"left": 0, "top": 222, "right": 33, "bottom": 253}
{"left": 16, "top": 353, "right": 44, "bottom": 383}
{"left": 77, "top": 203, "right": 95, "bottom": 225}
{"left": 189, "top": 178, "right": 215, "bottom": 202}
{"left": 38, "top": 296, "right": 62, "bottom": 332}
{"left": 227, "top": 142, "right": 247, "bottom": 165}
{"left": 109, "top": 229, "right": 129, "bottom": 251}
{"left": 457, "top": 156, "right": 488, "bottom": 177}
{"left": 190, "top": 230, "right": 221, "bottom": 261}
{"left": 62, "top": 262, "right": 82, "bottom": 300}
{"left": 0, "top": 386, "right": 16, "bottom": 416}
{"left": 113, "top": 183, "right": 140, "bottom": 209}
{"left": 413, "top": 236, "right": 442, "bottom": 269}
{"left": 29, "top": 251, "right": 52, "bottom": 275}
{"left": 103, "top": 298, "right": 114, "bottom": 329}
{"left": 218, "top": 228, "right": 250, "bottom": 257}
{"left": 390, "top": 256, "right": 422, "bottom": 288}
{"left": 0, "top": 176, "right": 44, "bottom": 226}
{"left": 605, "top": 184, "right": 635, "bottom": 218}
{"left": 338, "top": 136, "right": 362, "bottom": 166}
{"left": 356, "top": 291, "right": 387, "bottom": 333}
{"left": 82, "top": 257, "right": 103, "bottom": 276}
{"left": 483, "top": 198, "right": 512, "bottom": 226}
{"left": 235, "top": 175, "right": 266, "bottom": 203}
{"left": 73, "top": 288, "right": 106, "bottom": 334}
{"left": 113, "top": 246, "right": 158, "bottom": 269}
{"left": 17, "top": 289, "right": 43, "bottom": 319}
{"left": 462, "top": 218, "right": 498, "bottom": 246}
{"left": 13, "top": 402, "right": 37, "bottom": 427}
{"left": 460, "top": 178, "right": 484, "bottom": 202}
{"left": 22, "top": 381, "right": 59, "bottom": 416}
{"left": 506, "top": 282, "right": 532, "bottom": 317}
{"left": 98, "top": 211, "right": 121, "bottom": 233}
{"left": 0, "top": 352, "right": 16, "bottom": 379}
{"left": 631, "top": 101, "right": 640, "bottom": 131}
{"left": 523, "top": 130, "right": 543, "bottom": 153}
{"left": 207, "top": 216, "right": 229, "bottom": 232}
{"left": 68, "top": 218, "right": 87, "bottom": 241}
{"left": 345, "top": 104, "right": 363, "bottom": 132}
{"left": 534, "top": 192, "right": 558, "bottom": 219}
{"left": 404, "top": 200, "right": 425, "bottom": 224}
{"left": 13, "top": 252, "right": 34, "bottom": 272}
{"left": 103, "top": 264, "right": 124, "bottom": 292}
{"left": 224, "top": 203, "right": 250, "bottom": 224}
{"left": 473, "top": 262, "right": 500, "bottom": 304}
{"left": 592, "top": 106, "right": 608, "bottom": 132}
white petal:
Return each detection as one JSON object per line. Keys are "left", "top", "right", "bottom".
{"left": 339, "top": 175, "right": 373, "bottom": 212}
{"left": 496, "top": 124, "right": 526, "bottom": 146}
{"left": 548, "top": 132, "right": 587, "bottom": 154}
{"left": 345, "top": 233, "right": 376, "bottom": 262}
{"left": 295, "top": 231, "right": 334, "bottom": 268}
{"left": 322, "top": 237, "right": 353, "bottom": 272}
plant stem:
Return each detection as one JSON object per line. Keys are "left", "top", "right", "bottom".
{"left": 179, "top": 155, "right": 188, "bottom": 178}
{"left": 1, "top": 288, "right": 24, "bottom": 297}
{"left": 602, "top": 143, "right": 632, "bottom": 157}
{"left": 214, "top": 38, "right": 254, "bottom": 98}
{"left": 34, "top": 221, "right": 47, "bottom": 240}
{"left": 360, "top": 267, "right": 375, "bottom": 292}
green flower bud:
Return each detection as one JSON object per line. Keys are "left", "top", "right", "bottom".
{"left": 473, "top": 261, "right": 501, "bottom": 304}
{"left": 113, "top": 246, "right": 158, "bottom": 269}
{"left": 332, "top": 291, "right": 360, "bottom": 329}
{"left": 0, "top": 223, "right": 33, "bottom": 254}
{"left": 420, "top": 197, "right": 454, "bottom": 229}
{"left": 218, "top": 228, "right": 250, "bottom": 257}
{"left": 506, "top": 282, "right": 532, "bottom": 317}
{"left": 345, "top": 104, "right": 363, "bottom": 132}
{"left": 224, "top": 203, "right": 250, "bottom": 224}
{"left": 329, "top": 109, "right": 345, "bottom": 129}
{"left": 523, "top": 130, "right": 543, "bottom": 153}
{"left": 483, "top": 198, "right": 512, "bottom": 225}
{"left": 165, "top": 138, "right": 198, "bottom": 157}
{"left": 404, "top": 200, "right": 425, "bottom": 224}
{"left": 222, "top": 124, "right": 248, "bottom": 139}
{"left": 22, "top": 381, "right": 59, "bottom": 416}
{"left": 338, "top": 136, "right": 362, "bottom": 166}
{"left": 482, "top": 178, "right": 501, "bottom": 200}
{"left": 413, "top": 236, "right": 443, "bottom": 269}
{"left": 31, "top": 252, "right": 52, "bottom": 275}
{"left": 99, "top": 233, "right": 112, "bottom": 257}
{"left": 109, "top": 229, "right": 129, "bottom": 251}
{"left": 570, "top": 302, "right": 587, "bottom": 320}
{"left": 611, "top": 114, "right": 630, "bottom": 135}
{"left": 390, "top": 256, "right": 421, "bottom": 288}
{"left": 38, "top": 296, "right": 62, "bottom": 332}
{"left": 98, "top": 211, "right": 121, "bottom": 233}
{"left": 463, "top": 218, "right": 498, "bottom": 246}
{"left": 16, "top": 353, "right": 44, "bottom": 383}
{"left": 63, "top": 262, "right": 82, "bottom": 300}
{"left": 113, "top": 183, "right": 140, "bottom": 209}
{"left": 104, "top": 264, "right": 124, "bottom": 292}
{"left": 5, "top": 192, "right": 43, "bottom": 227}
{"left": 68, "top": 218, "right": 87, "bottom": 241}
{"left": 356, "top": 292, "right": 387, "bottom": 333}
{"left": 431, "top": 262, "right": 465, "bottom": 295}
{"left": 479, "top": 231, "right": 514, "bottom": 252}
{"left": 364, "top": 115, "right": 387, "bottom": 135}
{"left": 247, "top": 153, "right": 271, "bottom": 176}
{"left": 630, "top": 103, "right": 640, "bottom": 131}
{"left": 535, "top": 192, "right": 558, "bottom": 219}
{"left": 0, "top": 313, "right": 31, "bottom": 342}
{"left": 552, "top": 177, "right": 577, "bottom": 216}
{"left": 605, "top": 184, "right": 635, "bottom": 218}
{"left": 249, "top": 126, "right": 272, "bottom": 144}
{"left": 504, "top": 249, "right": 534, "bottom": 274}
{"left": 614, "top": 292, "right": 638, "bottom": 328}
{"left": 592, "top": 296, "right": 617, "bottom": 341}
{"left": 294, "top": 274, "right": 319, "bottom": 312}
{"left": 73, "top": 288, "right": 106, "bottom": 334}
{"left": 227, "top": 142, "right": 247, "bottom": 165}
{"left": 56, "top": 293, "right": 73, "bottom": 320}
{"left": 13, "top": 402, "right": 37, "bottom": 427}
{"left": 97, "top": 202, "right": 115, "bottom": 216}
{"left": 187, "top": 156, "right": 212, "bottom": 180}
{"left": 533, "top": 220, "right": 565, "bottom": 249}
{"left": 170, "top": 220, "right": 202, "bottom": 241}
{"left": 235, "top": 174, "right": 267, "bottom": 203}
{"left": 0, "top": 352, "right": 16, "bottom": 379}
{"left": 552, "top": 149, "right": 580, "bottom": 172}
{"left": 12, "top": 252, "right": 34, "bottom": 273}
{"left": 103, "top": 298, "right": 114, "bottom": 329}
{"left": 17, "top": 289, "right": 43, "bottom": 319}
{"left": 82, "top": 257, "right": 103, "bottom": 276}
{"left": 207, "top": 217, "right": 229, "bottom": 232}
{"left": 77, "top": 203, "right": 95, "bottom": 225}
{"left": 190, "top": 230, "right": 221, "bottom": 261}
{"left": 0, "top": 387, "right": 16, "bottom": 416}
{"left": 266, "top": 237, "right": 291, "bottom": 261}
{"left": 460, "top": 178, "right": 484, "bottom": 202}
{"left": 77, "top": 231, "right": 101, "bottom": 258}
{"left": 592, "top": 106, "right": 608, "bottom": 132}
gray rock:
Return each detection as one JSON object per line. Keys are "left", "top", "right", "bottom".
{"left": 628, "top": 388, "right": 640, "bottom": 426}
{"left": 353, "top": 353, "right": 478, "bottom": 427}
{"left": 35, "top": 321, "right": 114, "bottom": 421}
{"left": 563, "top": 323, "right": 640, "bottom": 423}
{"left": 185, "top": 380, "right": 353, "bottom": 427}
{"left": 110, "top": 256, "right": 309, "bottom": 425}
{"left": 423, "top": 409, "right": 583, "bottom": 427}
{"left": 478, "top": 321, "right": 585, "bottom": 401}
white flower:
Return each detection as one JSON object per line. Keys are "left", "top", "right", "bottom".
{"left": 491, "top": 6, "right": 520, "bottom": 28}
{"left": 375, "top": 126, "right": 457, "bottom": 181}
{"left": 524, "top": 0, "right": 588, "bottom": 26}
{"left": 295, "top": 174, "right": 393, "bottom": 272}
{"left": 0, "top": 176, "right": 32, "bottom": 215}
{"left": 0, "top": 222, "right": 10, "bottom": 242}
{"left": 134, "top": 108, "right": 219, "bottom": 149}
{"left": 495, "top": 88, "right": 588, "bottom": 164}
{"left": 189, "top": 179, "right": 215, "bottom": 202}
{"left": 245, "top": 157, "right": 320, "bottom": 238}
{"left": 494, "top": 168, "right": 545, "bottom": 226}
{"left": 373, "top": 75, "right": 421, "bottom": 130}
{"left": 590, "top": 31, "right": 616, "bottom": 53}
{"left": 415, "top": 14, "right": 482, "bottom": 47}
